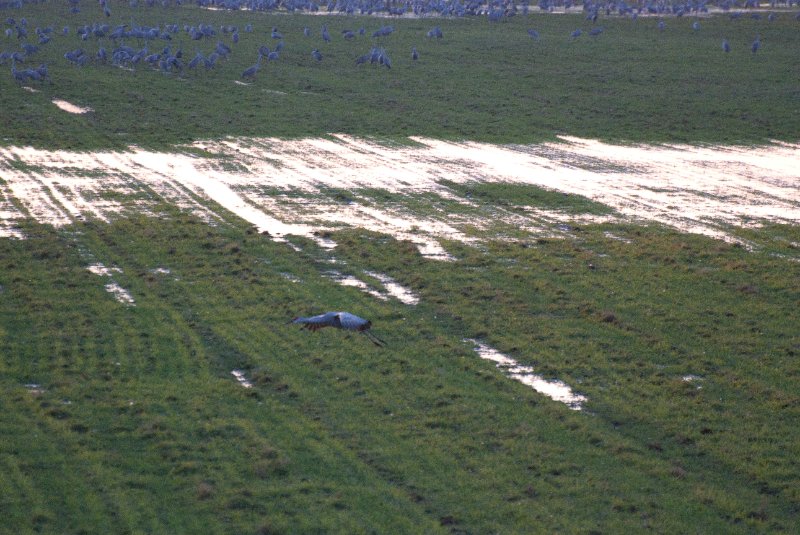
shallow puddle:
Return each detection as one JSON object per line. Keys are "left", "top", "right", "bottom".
{"left": 326, "top": 268, "right": 420, "bottom": 305}
{"left": 231, "top": 369, "right": 254, "bottom": 388}
{"left": 52, "top": 99, "right": 93, "bottom": 114}
{"left": 0, "top": 186, "right": 24, "bottom": 237}
{"left": 104, "top": 282, "right": 136, "bottom": 306}
{"left": 364, "top": 271, "right": 420, "bottom": 305}
{"left": 1, "top": 137, "right": 798, "bottom": 259}
{"left": 86, "top": 263, "right": 135, "bottom": 306}
{"left": 682, "top": 374, "right": 704, "bottom": 389}
{"left": 86, "top": 263, "right": 122, "bottom": 276}
{"left": 467, "top": 339, "right": 587, "bottom": 410}
{"left": 327, "top": 270, "right": 387, "bottom": 301}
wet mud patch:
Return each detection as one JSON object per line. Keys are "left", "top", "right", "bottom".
{"left": 238, "top": 184, "right": 468, "bottom": 259}
{"left": 467, "top": 339, "right": 587, "bottom": 410}
{"left": 103, "top": 282, "right": 136, "bottom": 306}
{"left": 363, "top": 271, "right": 420, "bottom": 305}
{"left": 52, "top": 99, "right": 93, "bottom": 114}
{"left": 1, "top": 136, "right": 798, "bottom": 259}
{"left": 326, "top": 270, "right": 388, "bottom": 301}
{"left": 325, "top": 268, "right": 420, "bottom": 305}
{"left": 231, "top": 370, "right": 254, "bottom": 388}
{"left": 0, "top": 182, "right": 26, "bottom": 239}
{"left": 86, "top": 262, "right": 135, "bottom": 306}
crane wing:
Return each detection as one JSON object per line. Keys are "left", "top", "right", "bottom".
{"left": 291, "top": 312, "right": 340, "bottom": 330}
{"left": 289, "top": 312, "right": 385, "bottom": 346}
{"left": 336, "top": 312, "right": 370, "bottom": 331}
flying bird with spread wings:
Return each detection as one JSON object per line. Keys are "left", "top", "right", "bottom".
{"left": 289, "top": 312, "right": 386, "bottom": 347}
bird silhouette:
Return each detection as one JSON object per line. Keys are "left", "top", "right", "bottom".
{"left": 289, "top": 312, "right": 386, "bottom": 346}
{"left": 241, "top": 54, "right": 262, "bottom": 79}
{"left": 751, "top": 35, "right": 761, "bottom": 54}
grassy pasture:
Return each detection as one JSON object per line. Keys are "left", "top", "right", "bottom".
{"left": 2, "top": 210, "right": 799, "bottom": 534}
{"left": 1, "top": 2, "right": 800, "bottom": 535}
{"left": 0, "top": 3, "right": 798, "bottom": 149}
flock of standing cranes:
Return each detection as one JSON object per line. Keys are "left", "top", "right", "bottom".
{"left": 1, "top": 0, "right": 788, "bottom": 83}
{"left": 2, "top": 6, "right": 427, "bottom": 81}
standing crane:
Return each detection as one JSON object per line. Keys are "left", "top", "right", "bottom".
{"left": 241, "top": 54, "right": 262, "bottom": 79}
{"left": 751, "top": 35, "right": 761, "bottom": 54}
{"left": 289, "top": 312, "right": 386, "bottom": 347}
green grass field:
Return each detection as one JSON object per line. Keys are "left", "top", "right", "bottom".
{"left": 1, "top": 3, "right": 799, "bottom": 149}
{"left": 1, "top": 2, "right": 800, "bottom": 534}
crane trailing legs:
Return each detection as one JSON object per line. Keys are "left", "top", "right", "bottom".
{"left": 289, "top": 312, "right": 386, "bottom": 347}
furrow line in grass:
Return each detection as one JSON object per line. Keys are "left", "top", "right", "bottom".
{"left": 590, "top": 398, "right": 799, "bottom": 529}
{"left": 149, "top": 256, "right": 477, "bottom": 528}
{"left": 4, "top": 195, "right": 799, "bottom": 530}
{"left": 2, "top": 386, "right": 128, "bottom": 534}
{"left": 324, "top": 228, "right": 799, "bottom": 529}
{"left": 60, "top": 222, "right": 217, "bottom": 379}
{"left": 253, "top": 333, "right": 730, "bottom": 531}
{"left": 211, "top": 277, "right": 693, "bottom": 530}
{"left": 0, "top": 450, "right": 48, "bottom": 530}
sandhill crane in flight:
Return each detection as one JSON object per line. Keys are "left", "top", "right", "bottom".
{"left": 289, "top": 312, "right": 386, "bottom": 346}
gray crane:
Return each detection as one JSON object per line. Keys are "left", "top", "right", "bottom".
{"left": 289, "top": 312, "right": 386, "bottom": 346}
{"left": 751, "top": 35, "right": 761, "bottom": 54}
{"left": 241, "top": 54, "right": 262, "bottom": 79}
